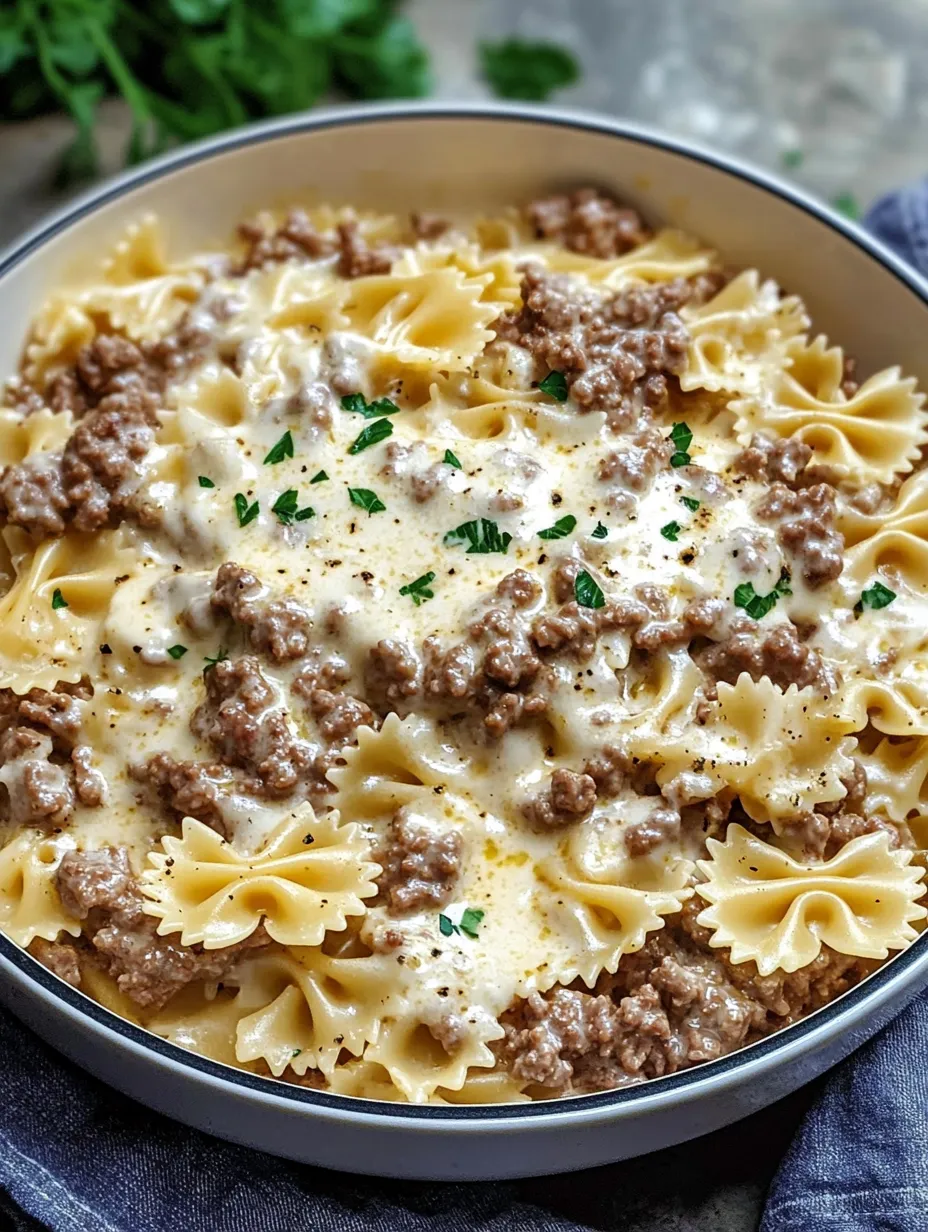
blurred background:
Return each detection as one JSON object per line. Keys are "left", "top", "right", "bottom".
{"left": 2, "top": 0, "right": 928, "bottom": 244}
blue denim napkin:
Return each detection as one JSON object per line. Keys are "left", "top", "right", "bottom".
{"left": 1, "top": 180, "right": 927, "bottom": 1232}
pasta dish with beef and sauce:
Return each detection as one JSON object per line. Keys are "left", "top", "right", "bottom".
{"left": 0, "top": 188, "right": 926, "bottom": 1106}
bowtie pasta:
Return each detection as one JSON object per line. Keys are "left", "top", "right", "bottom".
{"left": 1, "top": 187, "right": 926, "bottom": 1104}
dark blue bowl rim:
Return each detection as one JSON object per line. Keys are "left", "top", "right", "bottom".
{"left": 2, "top": 101, "right": 926, "bottom": 1123}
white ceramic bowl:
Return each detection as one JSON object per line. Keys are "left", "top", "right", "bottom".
{"left": 1, "top": 103, "right": 927, "bottom": 1182}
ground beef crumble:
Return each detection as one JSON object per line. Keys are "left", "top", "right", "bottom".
{"left": 211, "top": 563, "right": 313, "bottom": 662}
{"left": 523, "top": 769, "right": 597, "bottom": 829}
{"left": 525, "top": 188, "right": 651, "bottom": 258}
{"left": 754, "top": 482, "right": 844, "bottom": 587}
{"left": 695, "top": 618, "right": 838, "bottom": 695}
{"left": 55, "top": 847, "right": 269, "bottom": 1009}
{"left": 375, "top": 807, "right": 463, "bottom": 915}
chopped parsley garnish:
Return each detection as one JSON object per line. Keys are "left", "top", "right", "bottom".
{"left": 203, "top": 648, "right": 229, "bottom": 672}
{"left": 479, "top": 38, "right": 580, "bottom": 102}
{"left": 399, "top": 571, "right": 436, "bottom": 606}
{"left": 591, "top": 522, "right": 609, "bottom": 540}
{"left": 660, "top": 520, "right": 682, "bottom": 542}
{"left": 340, "top": 393, "right": 401, "bottom": 419}
{"left": 459, "top": 907, "right": 485, "bottom": 938}
{"left": 782, "top": 148, "right": 804, "bottom": 169}
{"left": 538, "top": 370, "right": 569, "bottom": 402}
{"left": 348, "top": 487, "right": 386, "bottom": 515}
{"left": 309, "top": 470, "right": 329, "bottom": 484}
{"left": 263, "top": 430, "right": 294, "bottom": 465}
{"left": 348, "top": 417, "right": 393, "bottom": 455}
{"left": 443, "top": 449, "right": 462, "bottom": 469}
{"left": 234, "top": 493, "right": 260, "bottom": 527}
{"left": 438, "top": 908, "right": 485, "bottom": 939}
{"left": 668, "top": 421, "right": 693, "bottom": 468}
{"left": 680, "top": 496, "right": 700, "bottom": 512}
{"left": 443, "top": 517, "right": 512, "bottom": 554}
{"left": 733, "top": 570, "right": 792, "bottom": 620}
{"left": 574, "top": 570, "right": 605, "bottom": 610}
{"left": 197, "top": 476, "right": 215, "bottom": 489}
{"left": 854, "top": 581, "right": 897, "bottom": 615}
{"left": 51, "top": 588, "right": 68, "bottom": 610}
{"left": 272, "top": 489, "right": 314, "bottom": 525}
{"left": 167, "top": 645, "right": 188, "bottom": 660}
{"left": 833, "top": 191, "right": 861, "bottom": 221}
{"left": 538, "top": 514, "right": 577, "bottom": 541}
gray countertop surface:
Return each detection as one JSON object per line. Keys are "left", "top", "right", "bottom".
{"left": 3, "top": 3, "right": 925, "bottom": 1223}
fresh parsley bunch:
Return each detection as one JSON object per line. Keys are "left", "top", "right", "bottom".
{"left": 0, "top": 0, "right": 432, "bottom": 182}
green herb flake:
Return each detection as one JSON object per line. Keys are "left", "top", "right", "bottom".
{"left": 348, "top": 417, "right": 393, "bottom": 455}
{"left": 51, "top": 588, "right": 68, "bottom": 611}
{"left": 167, "top": 645, "right": 188, "bottom": 660}
{"left": 538, "top": 514, "right": 577, "bottom": 541}
{"left": 294, "top": 506, "right": 315, "bottom": 522}
{"left": 733, "top": 570, "right": 793, "bottom": 621}
{"left": 203, "top": 648, "right": 229, "bottom": 673}
{"left": 291, "top": 1049, "right": 302, "bottom": 1059}
{"left": 263, "top": 430, "right": 294, "bottom": 466}
{"left": 340, "top": 393, "right": 401, "bottom": 419}
{"left": 458, "top": 907, "right": 485, "bottom": 939}
{"left": 591, "top": 522, "right": 609, "bottom": 540}
{"left": 538, "top": 370, "right": 569, "bottom": 402}
{"left": 348, "top": 487, "right": 386, "bottom": 516}
{"left": 234, "top": 492, "right": 260, "bottom": 527}
{"left": 443, "top": 518, "right": 512, "bottom": 554}
{"left": 680, "top": 496, "right": 701, "bottom": 512}
{"left": 667, "top": 421, "right": 693, "bottom": 468}
{"left": 197, "top": 476, "right": 215, "bottom": 489}
{"left": 782, "top": 148, "right": 804, "bottom": 169}
{"left": 833, "top": 191, "right": 861, "bottom": 221}
{"left": 480, "top": 38, "right": 580, "bottom": 102}
{"left": 438, "top": 913, "right": 455, "bottom": 938}
{"left": 660, "top": 520, "right": 682, "bottom": 542}
{"left": 309, "top": 470, "right": 329, "bottom": 484}
{"left": 574, "top": 570, "right": 605, "bottom": 610}
{"left": 854, "top": 581, "right": 897, "bottom": 615}
{"left": 443, "top": 449, "right": 462, "bottom": 469}
{"left": 399, "top": 571, "right": 436, "bottom": 607}
{"left": 271, "top": 489, "right": 300, "bottom": 525}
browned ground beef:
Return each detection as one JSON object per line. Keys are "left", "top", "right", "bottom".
{"left": 28, "top": 936, "right": 83, "bottom": 986}
{"left": 624, "top": 806, "right": 681, "bottom": 857}
{"left": 779, "top": 808, "right": 901, "bottom": 861}
{"left": 234, "top": 210, "right": 394, "bottom": 278}
{"left": 375, "top": 808, "right": 463, "bottom": 914}
{"left": 523, "top": 769, "right": 597, "bottom": 829}
{"left": 0, "top": 728, "right": 73, "bottom": 825}
{"left": 191, "top": 656, "right": 313, "bottom": 796}
{"left": 598, "top": 428, "right": 674, "bottom": 498}
{"left": 497, "top": 893, "right": 874, "bottom": 1095}
{"left": 733, "top": 433, "right": 813, "bottom": 487}
{"left": 71, "top": 746, "right": 106, "bottom": 807}
{"left": 755, "top": 482, "right": 845, "bottom": 587}
{"left": 494, "top": 266, "right": 693, "bottom": 429}
{"left": 56, "top": 847, "right": 269, "bottom": 1009}
{"left": 365, "top": 639, "right": 423, "bottom": 711}
{"left": 299, "top": 687, "right": 374, "bottom": 743}
{"left": 524, "top": 188, "right": 651, "bottom": 258}
{"left": 130, "top": 751, "right": 232, "bottom": 836}
{"left": 695, "top": 618, "right": 838, "bottom": 694}
{"left": 211, "top": 562, "right": 313, "bottom": 662}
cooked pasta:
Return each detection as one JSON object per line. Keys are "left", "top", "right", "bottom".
{"left": 1, "top": 186, "right": 926, "bottom": 1105}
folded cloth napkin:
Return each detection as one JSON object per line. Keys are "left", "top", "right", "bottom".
{"left": 760, "top": 179, "right": 928, "bottom": 1232}
{"left": 1, "top": 181, "right": 927, "bottom": 1232}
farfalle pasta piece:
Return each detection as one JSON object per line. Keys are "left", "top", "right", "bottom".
{"left": 364, "top": 1011, "right": 503, "bottom": 1105}
{"left": 842, "top": 469, "right": 928, "bottom": 594}
{"left": 0, "top": 831, "right": 81, "bottom": 947}
{"left": 630, "top": 674, "right": 857, "bottom": 822}
{"left": 327, "top": 713, "right": 469, "bottom": 819}
{"left": 0, "top": 526, "right": 138, "bottom": 691}
{"left": 23, "top": 300, "right": 96, "bottom": 389}
{"left": 856, "top": 736, "right": 928, "bottom": 822}
{"left": 526, "top": 229, "right": 717, "bottom": 289}
{"left": 141, "top": 809, "right": 379, "bottom": 948}
{"left": 262, "top": 262, "right": 350, "bottom": 335}
{"left": 339, "top": 268, "right": 503, "bottom": 371}
{"left": 733, "top": 335, "right": 927, "bottom": 484}
{"left": 695, "top": 824, "right": 927, "bottom": 975}
{"left": 538, "top": 837, "right": 691, "bottom": 988}
{"left": 680, "top": 270, "right": 808, "bottom": 396}
{"left": 0, "top": 407, "right": 75, "bottom": 468}
{"left": 232, "top": 946, "right": 393, "bottom": 1077}
{"left": 837, "top": 675, "right": 928, "bottom": 738}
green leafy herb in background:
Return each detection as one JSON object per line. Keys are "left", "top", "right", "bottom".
{"left": 479, "top": 38, "right": 579, "bottom": 102}
{"left": 0, "top": 0, "right": 434, "bottom": 182}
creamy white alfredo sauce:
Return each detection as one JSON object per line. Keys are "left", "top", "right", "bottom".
{"left": 1, "top": 195, "right": 926, "bottom": 1105}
